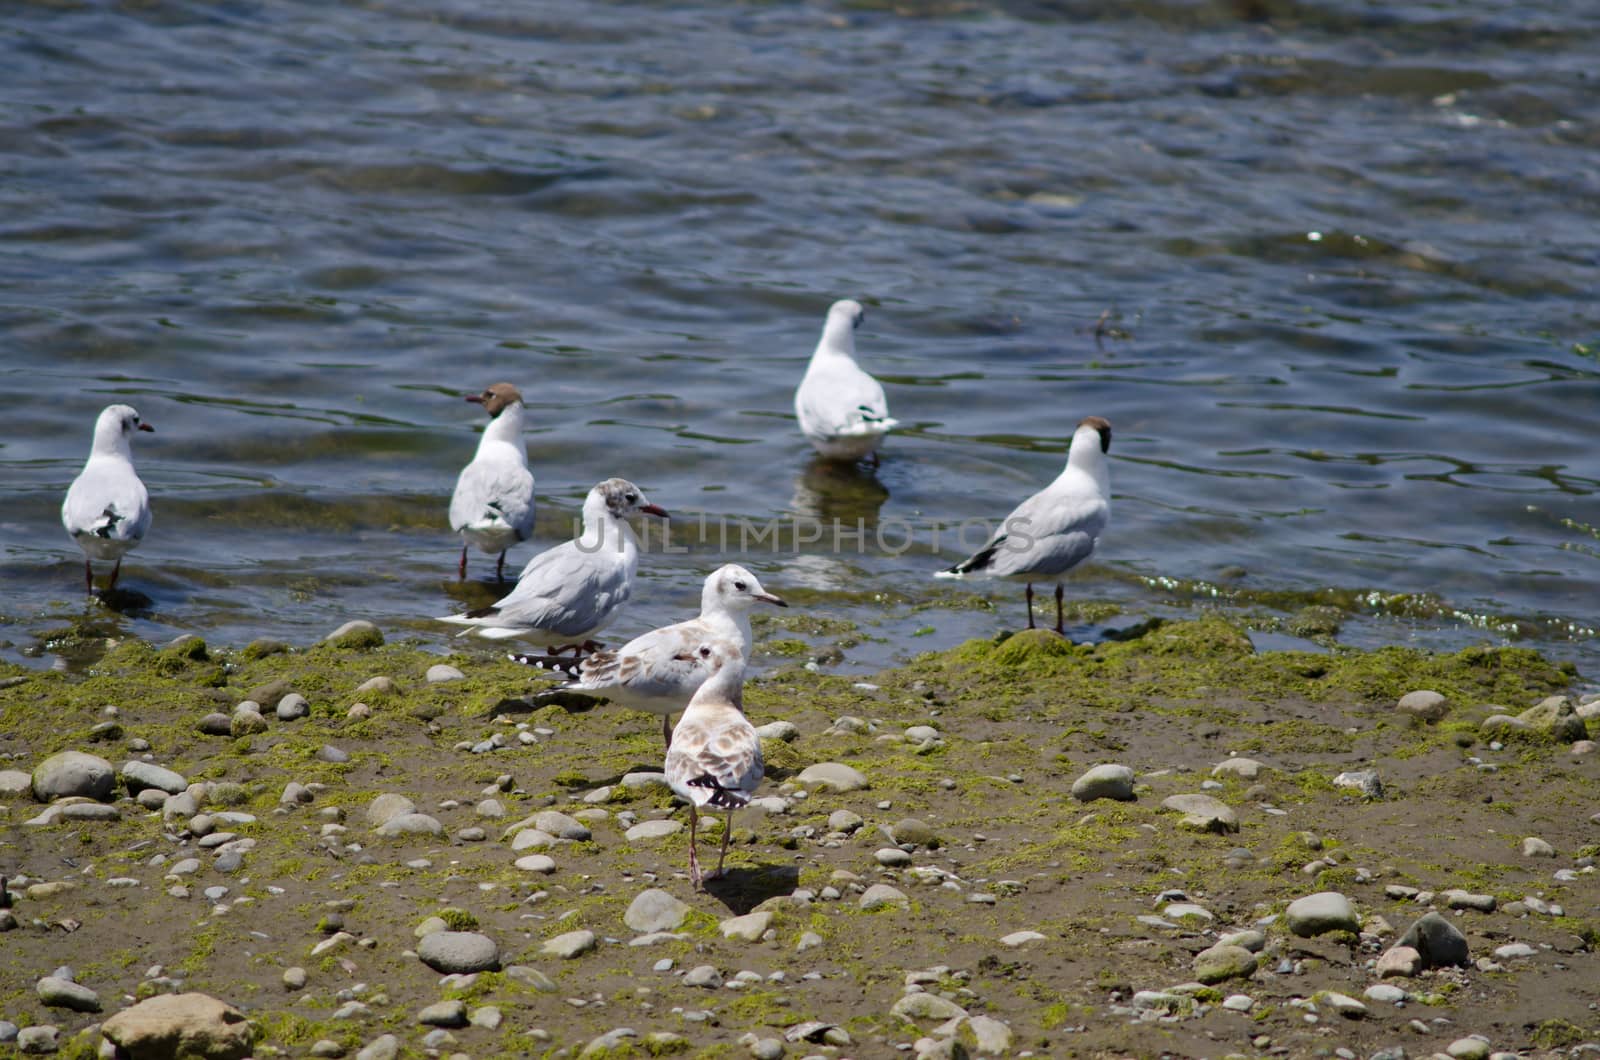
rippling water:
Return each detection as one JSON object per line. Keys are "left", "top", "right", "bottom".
{"left": 2, "top": 0, "right": 1597, "bottom": 676}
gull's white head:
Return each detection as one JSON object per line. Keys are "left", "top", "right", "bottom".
{"left": 829, "top": 299, "right": 865, "bottom": 330}
{"left": 705, "top": 564, "right": 787, "bottom": 613}
{"left": 591, "top": 478, "right": 669, "bottom": 520}
{"left": 818, "top": 299, "right": 866, "bottom": 353}
{"left": 93, "top": 404, "right": 154, "bottom": 453}
{"left": 466, "top": 382, "right": 524, "bottom": 419}
{"left": 1075, "top": 415, "right": 1112, "bottom": 454}
{"left": 682, "top": 639, "right": 747, "bottom": 702}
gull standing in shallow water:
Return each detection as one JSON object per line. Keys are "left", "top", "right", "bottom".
{"left": 62, "top": 404, "right": 154, "bottom": 594}
{"left": 516, "top": 564, "right": 786, "bottom": 748}
{"left": 794, "top": 299, "right": 899, "bottom": 465}
{"left": 436, "top": 478, "right": 666, "bottom": 652}
{"left": 936, "top": 416, "right": 1112, "bottom": 635}
{"left": 665, "top": 641, "right": 763, "bottom": 890}
{"left": 449, "top": 382, "right": 536, "bottom": 582}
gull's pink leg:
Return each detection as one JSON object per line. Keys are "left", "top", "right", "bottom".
{"left": 687, "top": 804, "right": 703, "bottom": 890}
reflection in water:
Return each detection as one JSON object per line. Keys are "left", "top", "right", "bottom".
{"left": 789, "top": 456, "right": 891, "bottom": 526}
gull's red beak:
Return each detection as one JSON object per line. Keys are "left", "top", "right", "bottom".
{"left": 465, "top": 394, "right": 485, "bottom": 404}
{"left": 639, "top": 504, "right": 669, "bottom": 518}
{"left": 138, "top": 423, "right": 155, "bottom": 433}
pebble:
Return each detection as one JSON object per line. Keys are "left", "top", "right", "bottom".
{"left": 417, "top": 1000, "right": 468, "bottom": 1028}
{"left": 1442, "top": 889, "right": 1496, "bottom": 912}
{"left": 1161, "top": 793, "right": 1239, "bottom": 833}
{"left": 1493, "top": 942, "right": 1536, "bottom": 959}
{"left": 1193, "top": 943, "right": 1258, "bottom": 984}
{"left": 230, "top": 710, "right": 269, "bottom": 737}
{"left": 1070, "top": 763, "right": 1136, "bottom": 802}
{"left": 31, "top": 751, "right": 115, "bottom": 801}
{"left": 1321, "top": 991, "right": 1366, "bottom": 1018}
{"left": 888, "top": 818, "right": 937, "bottom": 847}
{"left": 1223, "top": 994, "right": 1254, "bottom": 1012}
{"left": 1285, "top": 891, "right": 1359, "bottom": 936}
{"left": 1447, "top": 1038, "right": 1492, "bottom": 1060}
{"left": 720, "top": 912, "right": 773, "bottom": 941}
{"left": 417, "top": 931, "right": 500, "bottom": 974}
{"left": 534, "top": 810, "right": 591, "bottom": 840}
{"left": 276, "top": 693, "right": 310, "bottom": 720}
{"left": 281, "top": 782, "right": 314, "bottom": 805}
{"left": 355, "top": 1034, "right": 399, "bottom": 1060}
{"left": 875, "top": 847, "right": 912, "bottom": 867}
{"left": 121, "top": 760, "right": 188, "bottom": 796}
{"left": 755, "top": 720, "right": 799, "bottom": 742}
{"left": 859, "top": 884, "right": 909, "bottom": 911}
{"left": 999, "top": 930, "right": 1046, "bottom": 947}
{"left": 625, "top": 820, "right": 682, "bottom": 841}
{"left": 684, "top": 965, "right": 723, "bottom": 988}
{"left": 890, "top": 993, "right": 968, "bottom": 1021}
{"left": 198, "top": 713, "right": 233, "bottom": 736}
{"left": 325, "top": 621, "right": 384, "bottom": 649}
{"left": 1397, "top": 690, "right": 1449, "bottom": 722}
{"left": 626, "top": 889, "right": 690, "bottom": 933}
{"left": 283, "top": 967, "right": 308, "bottom": 990}
{"left": 376, "top": 813, "right": 442, "bottom": 837}
{"left": 1333, "top": 769, "right": 1383, "bottom": 798}
{"left": 1397, "top": 912, "right": 1470, "bottom": 968}
{"left": 796, "top": 762, "right": 870, "bottom": 792}
{"left": 1211, "top": 757, "right": 1266, "bottom": 780}
{"left": 750, "top": 1037, "right": 786, "bottom": 1060}
{"left": 514, "top": 855, "right": 557, "bottom": 874}
{"left": 16, "top": 1026, "right": 59, "bottom": 1054}
{"left": 426, "top": 664, "right": 466, "bottom": 683}
{"left": 36, "top": 975, "right": 101, "bottom": 1012}
{"left": 621, "top": 772, "right": 669, "bottom": 791}
{"left": 511, "top": 828, "right": 558, "bottom": 850}
{"left": 1520, "top": 836, "right": 1555, "bottom": 858}
{"left": 1365, "top": 984, "right": 1408, "bottom": 1003}
{"left": 542, "top": 929, "right": 597, "bottom": 958}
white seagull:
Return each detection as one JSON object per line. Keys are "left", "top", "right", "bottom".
{"left": 794, "top": 299, "right": 899, "bottom": 464}
{"left": 436, "top": 478, "right": 667, "bottom": 651}
{"left": 664, "top": 641, "right": 764, "bottom": 890}
{"left": 62, "top": 404, "right": 154, "bottom": 594}
{"left": 936, "top": 416, "right": 1112, "bottom": 635}
{"left": 449, "top": 382, "right": 536, "bottom": 582}
{"left": 522, "top": 564, "right": 786, "bottom": 748}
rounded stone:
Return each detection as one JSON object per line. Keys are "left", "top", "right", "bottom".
{"left": 624, "top": 820, "right": 682, "bottom": 841}
{"left": 324, "top": 621, "right": 383, "bottom": 649}
{"left": 1397, "top": 690, "right": 1449, "bottom": 722}
{"left": 541, "top": 929, "right": 596, "bottom": 959}
{"left": 890, "top": 992, "right": 968, "bottom": 1022}
{"left": 276, "top": 694, "right": 311, "bottom": 721}
{"left": 416, "top": 932, "right": 500, "bottom": 974}
{"left": 426, "top": 664, "right": 466, "bottom": 683}
{"left": 888, "top": 818, "right": 937, "bottom": 847}
{"left": 1285, "top": 891, "right": 1359, "bottom": 937}
{"left": 100, "top": 993, "right": 254, "bottom": 1060}
{"left": 796, "top": 762, "right": 870, "bottom": 792}
{"left": 198, "top": 713, "right": 233, "bottom": 736}
{"left": 1193, "top": 944, "right": 1258, "bottom": 984}
{"left": 365, "top": 794, "right": 417, "bottom": 828}
{"left": 36, "top": 976, "right": 101, "bottom": 1012}
{"left": 876, "top": 846, "right": 912, "bottom": 866}
{"left": 858, "top": 884, "right": 909, "bottom": 911}
{"left": 229, "top": 711, "right": 269, "bottom": 737}
{"left": 1211, "top": 757, "right": 1265, "bottom": 781}
{"left": 626, "top": 889, "right": 690, "bottom": 933}
{"left": 719, "top": 911, "right": 772, "bottom": 942}
{"left": 533, "top": 810, "right": 590, "bottom": 840}
{"left": 417, "top": 1000, "right": 468, "bottom": 1028}
{"left": 1161, "top": 793, "right": 1239, "bottom": 833}
{"left": 1521, "top": 836, "right": 1555, "bottom": 858}
{"left": 376, "top": 813, "right": 442, "bottom": 838}
{"left": 121, "top": 761, "right": 188, "bottom": 796}
{"left": 827, "top": 809, "right": 864, "bottom": 833}
{"left": 514, "top": 855, "right": 557, "bottom": 874}
{"left": 1397, "top": 912, "right": 1470, "bottom": 968}
{"left": 32, "top": 751, "right": 116, "bottom": 802}
{"left": 1071, "top": 763, "right": 1136, "bottom": 802}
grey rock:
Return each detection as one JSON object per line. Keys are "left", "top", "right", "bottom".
{"left": 0, "top": 1021, "right": 16, "bottom": 1042}
{"left": 684, "top": 964, "right": 723, "bottom": 988}
{"left": 417, "top": 1000, "right": 468, "bottom": 1028}
{"left": 1376, "top": 945, "right": 1422, "bottom": 977}
{"left": 719, "top": 911, "right": 772, "bottom": 941}
{"left": 534, "top": 810, "right": 590, "bottom": 840}
{"left": 1365, "top": 983, "right": 1408, "bottom": 1004}
{"left": 624, "top": 820, "right": 681, "bottom": 841}
{"left": 513, "top": 855, "right": 557, "bottom": 874}
{"left": 1072, "top": 763, "right": 1136, "bottom": 802}
{"left": 961, "top": 1014, "right": 1014, "bottom": 1055}
{"left": 309, "top": 1041, "right": 346, "bottom": 1058}
{"left": 198, "top": 713, "right": 233, "bottom": 736}
{"left": 1397, "top": 690, "right": 1449, "bottom": 722}
{"left": 121, "top": 760, "right": 188, "bottom": 796}
{"left": 796, "top": 762, "right": 869, "bottom": 792}
{"left": 0, "top": 769, "right": 34, "bottom": 797}
{"left": 230, "top": 710, "right": 269, "bottom": 737}
{"left": 1218, "top": 929, "right": 1266, "bottom": 952}
{"left": 1519, "top": 695, "right": 1587, "bottom": 742}
{"left": 999, "top": 930, "right": 1046, "bottom": 947}
{"left": 469, "top": 1005, "right": 502, "bottom": 1030}
{"left": 1398, "top": 911, "right": 1470, "bottom": 968}
{"left": 510, "top": 828, "right": 558, "bottom": 851}
{"left": 354, "top": 676, "right": 399, "bottom": 696}
{"left": 625, "top": 889, "right": 690, "bottom": 933}
{"left": 1333, "top": 769, "right": 1383, "bottom": 798}
{"left": 859, "top": 883, "right": 909, "bottom": 911}
{"left": 16, "top": 1026, "right": 59, "bottom": 1054}
{"left": 1321, "top": 991, "right": 1366, "bottom": 1018}
{"left": 827, "top": 809, "right": 864, "bottom": 833}
{"left": 317, "top": 745, "right": 350, "bottom": 764}
{"left": 504, "top": 965, "right": 557, "bottom": 992}
{"left": 580, "top": 1029, "right": 637, "bottom": 1058}
{"left": 620, "top": 771, "right": 669, "bottom": 791}
{"left": 1442, "top": 889, "right": 1496, "bottom": 912}
{"left": 36, "top": 975, "right": 101, "bottom": 1012}
{"left": 100, "top": 993, "right": 254, "bottom": 1060}
{"left": 875, "top": 847, "right": 912, "bottom": 867}
{"left": 890, "top": 992, "right": 968, "bottom": 1021}
{"left": 324, "top": 620, "right": 383, "bottom": 649}
{"left": 60, "top": 802, "right": 120, "bottom": 821}
{"left": 281, "top": 782, "right": 313, "bottom": 806}
{"left": 425, "top": 664, "right": 466, "bottom": 683}
{"left": 354, "top": 1035, "right": 400, "bottom": 1060}
{"left": 541, "top": 929, "right": 596, "bottom": 958}
{"left": 1161, "top": 793, "right": 1239, "bottom": 833}
{"left": 31, "top": 751, "right": 115, "bottom": 802}
{"left": 366, "top": 793, "right": 416, "bottom": 828}
{"left": 1521, "top": 836, "right": 1555, "bottom": 858}
{"left": 1193, "top": 944, "right": 1258, "bottom": 984}
{"left": 283, "top": 967, "right": 308, "bottom": 991}
{"left": 276, "top": 694, "right": 310, "bottom": 721}
{"left": 1446, "top": 1037, "right": 1492, "bottom": 1060}
{"left": 417, "top": 931, "right": 500, "bottom": 974}
{"left": 750, "top": 1037, "right": 786, "bottom": 1060}
{"left": 755, "top": 720, "right": 798, "bottom": 742}
{"left": 1211, "top": 757, "right": 1266, "bottom": 780}
{"left": 375, "top": 813, "right": 441, "bottom": 837}
{"left": 1285, "top": 891, "right": 1359, "bottom": 936}
{"left": 888, "top": 817, "right": 938, "bottom": 847}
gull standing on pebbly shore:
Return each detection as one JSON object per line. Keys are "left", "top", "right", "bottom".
{"left": 62, "top": 404, "right": 154, "bottom": 594}
{"left": 516, "top": 564, "right": 786, "bottom": 748}
{"left": 936, "top": 416, "right": 1112, "bottom": 635}
{"left": 449, "top": 382, "right": 536, "bottom": 582}
{"left": 436, "top": 478, "right": 666, "bottom": 652}
{"left": 794, "top": 299, "right": 899, "bottom": 464}
{"left": 664, "top": 641, "right": 763, "bottom": 890}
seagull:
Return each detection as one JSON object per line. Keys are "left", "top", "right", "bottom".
{"left": 449, "top": 382, "right": 536, "bottom": 583}
{"left": 936, "top": 416, "right": 1112, "bottom": 635}
{"left": 436, "top": 478, "right": 666, "bottom": 651}
{"left": 517, "top": 564, "right": 787, "bottom": 748}
{"left": 664, "top": 641, "right": 763, "bottom": 890}
{"left": 794, "top": 299, "right": 900, "bottom": 465}
{"left": 61, "top": 404, "right": 154, "bottom": 594}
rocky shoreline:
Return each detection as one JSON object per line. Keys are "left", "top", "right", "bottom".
{"left": 1, "top": 615, "right": 1597, "bottom": 1059}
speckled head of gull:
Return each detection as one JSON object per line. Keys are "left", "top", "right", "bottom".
{"left": 436, "top": 477, "right": 667, "bottom": 653}
{"left": 936, "top": 415, "right": 1112, "bottom": 636}
{"left": 61, "top": 403, "right": 154, "bottom": 594}
{"left": 450, "top": 381, "right": 536, "bottom": 583}
{"left": 794, "top": 298, "right": 900, "bottom": 466}
{"left": 525, "top": 563, "right": 786, "bottom": 747}
{"left": 665, "top": 640, "right": 763, "bottom": 891}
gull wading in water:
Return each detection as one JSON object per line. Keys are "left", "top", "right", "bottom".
{"left": 794, "top": 299, "right": 899, "bottom": 465}
{"left": 936, "top": 416, "right": 1112, "bottom": 635}
{"left": 449, "top": 382, "right": 536, "bottom": 582}
{"left": 436, "top": 478, "right": 666, "bottom": 652}
{"left": 62, "top": 404, "right": 154, "bottom": 594}
{"left": 664, "top": 641, "right": 763, "bottom": 890}
{"left": 516, "top": 564, "right": 786, "bottom": 748}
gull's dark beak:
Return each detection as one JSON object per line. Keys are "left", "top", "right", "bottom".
{"left": 465, "top": 394, "right": 485, "bottom": 404}
{"left": 138, "top": 422, "right": 155, "bottom": 432}
{"left": 756, "top": 592, "right": 787, "bottom": 607}
{"left": 639, "top": 503, "right": 669, "bottom": 518}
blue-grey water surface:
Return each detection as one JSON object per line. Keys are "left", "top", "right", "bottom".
{"left": 2, "top": 0, "right": 1597, "bottom": 676}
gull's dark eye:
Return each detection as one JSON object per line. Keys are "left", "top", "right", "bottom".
{"left": 733, "top": 580, "right": 747, "bottom": 591}
{"left": 699, "top": 646, "right": 712, "bottom": 659}
{"left": 626, "top": 493, "right": 638, "bottom": 504}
